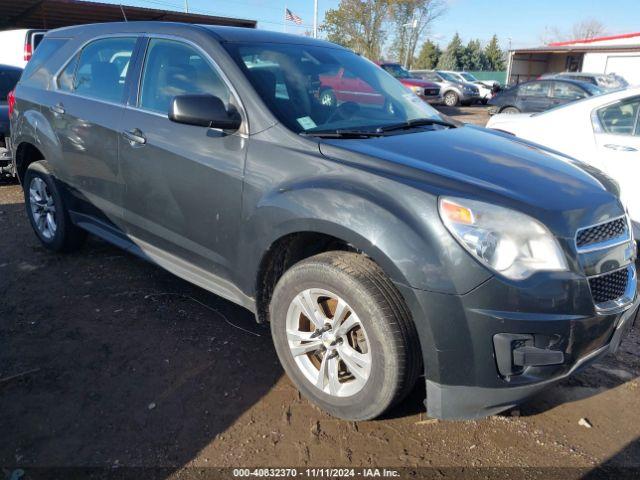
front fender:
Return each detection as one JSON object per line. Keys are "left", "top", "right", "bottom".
{"left": 239, "top": 177, "right": 491, "bottom": 296}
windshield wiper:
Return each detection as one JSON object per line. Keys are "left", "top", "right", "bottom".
{"left": 301, "top": 129, "right": 385, "bottom": 139}
{"left": 379, "top": 118, "right": 457, "bottom": 132}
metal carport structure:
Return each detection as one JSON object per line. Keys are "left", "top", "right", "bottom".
{"left": 0, "top": 0, "right": 256, "bottom": 30}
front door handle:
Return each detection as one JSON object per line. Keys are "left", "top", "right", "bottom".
{"left": 604, "top": 144, "right": 637, "bottom": 152}
{"left": 49, "top": 103, "right": 65, "bottom": 115}
{"left": 122, "top": 129, "right": 146, "bottom": 145}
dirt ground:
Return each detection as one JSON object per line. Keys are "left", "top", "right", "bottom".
{"left": 1, "top": 106, "right": 639, "bottom": 479}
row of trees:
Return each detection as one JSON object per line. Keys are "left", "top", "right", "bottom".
{"left": 322, "top": 0, "right": 505, "bottom": 71}
{"left": 322, "top": 0, "right": 447, "bottom": 66}
{"left": 414, "top": 34, "right": 505, "bottom": 71}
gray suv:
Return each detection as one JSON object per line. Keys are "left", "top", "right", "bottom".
{"left": 411, "top": 69, "right": 481, "bottom": 106}
{"left": 10, "top": 23, "right": 639, "bottom": 421}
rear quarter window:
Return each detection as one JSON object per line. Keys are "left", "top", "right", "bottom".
{"left": 20, "top": 38, "right": 69, "bottom": 88}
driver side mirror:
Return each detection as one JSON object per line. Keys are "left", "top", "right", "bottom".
{"left": 169, "top": 94, "right": 241, "bottom": 131}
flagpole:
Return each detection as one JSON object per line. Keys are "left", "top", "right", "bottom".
{"left": 313, "top": 0, "right": 318, "bottom": 38}
{"left": 284, "top": 5, "right": 287, "bottom": 33}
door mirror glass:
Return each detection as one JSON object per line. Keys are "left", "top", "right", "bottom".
{"left": 169, "top": 94, "right": 241, "bottom": 130}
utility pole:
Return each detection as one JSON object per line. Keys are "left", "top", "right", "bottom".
{"left": 313, "top": 0, "right": 318, "bottom": 38}
{"left": 184, "top": 0, "right": 189, "bottom": 13}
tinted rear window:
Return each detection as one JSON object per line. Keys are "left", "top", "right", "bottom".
{"left": 21, "top": 37, "right": 69, "bottom": 87}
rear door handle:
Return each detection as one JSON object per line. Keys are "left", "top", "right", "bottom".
{"left": 604, "top": 144, "right": 637, "bottom": 152}
{"left": 122, "top": 129, "right": 146, "bottom": 145}
{"left": 49, "top": 103, "right": 65, "bottom": 115}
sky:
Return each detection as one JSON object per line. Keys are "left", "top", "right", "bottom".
{"left": 91, "top": 0, "right": 640, "bottom": 49}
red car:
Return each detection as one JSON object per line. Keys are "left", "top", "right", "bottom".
{"left": 318, "top": 65, "right": 440, "bottom": 110}
{"left": 378, "top": 62, "right": 441, "bottom": 103}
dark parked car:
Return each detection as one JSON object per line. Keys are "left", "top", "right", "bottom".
{"left": 541, "top": 72, "right": 629, "bottom": 91}
{"left": 10, "top": 23, "right": 638, "bottom": 421}
{"left": 0, "top": 64, "right": 22, "bottom": 177}
{"left": 488, "top": 79, "right": 604, "bottom": 114}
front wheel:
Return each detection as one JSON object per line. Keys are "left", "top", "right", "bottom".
{"left": 500, "top": 106, "right": 520, "bottom": 114}
{"left": 443, "top": 91, "right": 459, "bottom": 107}
{"left": 270, "top": 251, "right": 421, "bottom": 420}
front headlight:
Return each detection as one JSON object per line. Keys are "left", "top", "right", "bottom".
{"left": 439, "top": 197, "right": 568, "bottom": 280}
{"left": 409, "top": 85, "right": 423, "bottom": 95}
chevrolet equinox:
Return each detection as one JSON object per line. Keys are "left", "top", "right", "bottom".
{"left": 10, "top": 23, "right": 639, "bottom": 420}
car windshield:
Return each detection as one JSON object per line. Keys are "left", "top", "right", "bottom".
{"left": 224, "top": 42, "right": 442, "bottom": 135}
{"left": 582, "top": 83, "right": 605, "bottom": 96}
{"left": 438, "top": 72, "right": 458, "bottom": 82}
{"left": 460, "top": 73, "right": 477, "bottom": 82}
{"left": 380, "top": 63, "right": 412, "bottom": 79}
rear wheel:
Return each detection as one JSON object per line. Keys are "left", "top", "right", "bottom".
{"left": 500, "top": 106, "right": 520, "bottom": 114}
{"left": 443, "top": 91, "right": 459, "bottom": 107}
{"left": 270, "top": 251, "right": 421, "bottom": 420}
{"left": 23, "top": 160, "right": 86, "bottom": 252}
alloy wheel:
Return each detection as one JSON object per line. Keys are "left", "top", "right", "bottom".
{"left": 29, "top": 176, "right": 57, "bottom": 240}
{"left": 285, "top": 288, "right": 372, "bottom": 397}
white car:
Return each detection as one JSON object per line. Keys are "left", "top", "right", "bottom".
{"left": 0, "top": 29, "right": 46, "bottom": 68}
{"left": 486, "top": 87, "right": 640, "bottom": 235}
{"left": 444, "top": 71, "right": 497, "bottom": 103}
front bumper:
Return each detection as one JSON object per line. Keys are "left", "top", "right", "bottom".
{"left": 396, "top": 266, "right": 639, "bottom": 420}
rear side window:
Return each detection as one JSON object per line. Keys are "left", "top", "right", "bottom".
{"left": 596, "top": 97, "right": 640, "bottom": 136}
{"left": 139, "top": 38, "right": 232, "bottom": 114}
{"left": 519, "top": 82, "right": 549, "bottom": 97}
{"left": 551, "top": 82, "right": 587, "bottom": 100}
{"left": 72, "top": 37, "right": 136, "bottom": 103}
{"left": 20, "top": 38, "right": 68, "bottom": 87}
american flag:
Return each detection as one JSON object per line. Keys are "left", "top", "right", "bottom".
{"left": 285, "top": 8, "right": 303, "bottom": 25}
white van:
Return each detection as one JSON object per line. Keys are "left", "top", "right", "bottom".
{"left": 0, "top": 29, "right": 47, "bottom": 68}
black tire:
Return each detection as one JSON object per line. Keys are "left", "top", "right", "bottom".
{"left": 23, "top": 160, "right": 86, "bottom": 252}
{"left": 270, "top": 251, "right": 421, "bottom": 420}
{"left": 500, "top": 106, "right": 520, "bottom": 114}
{"left": 319, "top": 88, "right": 337, "bottom": 108}
{"left": 481, "top": 99, "right": 488, "bottom": 105}
{"left": 443, "top": 91, "right": 459, "bottom": 107}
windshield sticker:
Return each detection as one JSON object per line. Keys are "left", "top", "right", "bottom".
{"left": 296, "top": 116, "right": 317, "bottom": 130}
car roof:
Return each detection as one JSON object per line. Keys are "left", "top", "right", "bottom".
{"left": 0, "top": 64, "right": 23, "bottom": 72}
{"left": 522, "top": 78, "right": 594, "bottom": 88}
{"left": 46, "top": 21, "right": 346, "bottom": 49}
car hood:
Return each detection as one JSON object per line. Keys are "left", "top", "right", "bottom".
{"left": 400, "top": 78, "right": 438, "bottom": 88}
{"left": 318, "top": 125, "right": 622, "bottom": 236}
{"left": 486, "top": 113, "right": 534, "bottom": 130}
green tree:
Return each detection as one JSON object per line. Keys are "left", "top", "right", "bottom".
{"left": 461, "top": 39, "right": 487, "bottom": 71}
{"left": 413, "top": 39, "right": 441, "bottom": 69}
{"left": 321, "top": 0, "right": 391, "bottom": 60}
{"left": 484, "top": 34, "right": 505, "bottom": 70}
{"left": 388, "top": 0, "right": 447, "bottom": 68}
{"left": 437, "top": 33, "right": 463, "bottom": 70}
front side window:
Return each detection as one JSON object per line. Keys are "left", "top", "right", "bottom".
{"left": 551, "top": 82, "right": 586, "bottom": 100}
{"left": 224, "top": 42, "right": 441, "bottom": 134}
{"left": 381, "top": 64, "right": 411, "bottom": 79}
{"left": 139, "top": 38, "right": 233, "bottom": 114}
{"left": 73, "top": 37, "right": 136, "bottom": 102}
{"left": 596, "top": 97, "right": 640, "bottom": 136}
{"left": 519, "top": 82, "right": 549, "bottom": 97}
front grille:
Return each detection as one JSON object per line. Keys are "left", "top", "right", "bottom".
{"left": 589, "top": 268, "right": 629, "bottom": 304}
{"left": 576, "top": 217, "right": 627, "bottom": 248}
